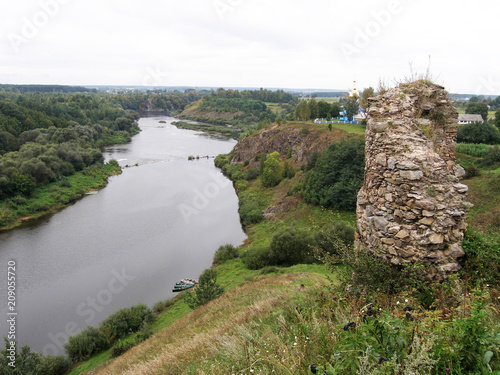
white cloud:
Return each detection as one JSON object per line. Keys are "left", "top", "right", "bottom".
{"left": 0, "top": 0, "right": 498, "bottom": 94}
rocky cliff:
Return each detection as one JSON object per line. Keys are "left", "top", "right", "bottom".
{"left": 231, "top": 125, "right": 351, "bottom": 166}
{"left": 356, "top": 81, "right": 471, "bottom": 280}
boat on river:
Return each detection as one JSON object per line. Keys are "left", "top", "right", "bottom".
{"left": 172, "top": 278, "right": 198, "bottom": 292}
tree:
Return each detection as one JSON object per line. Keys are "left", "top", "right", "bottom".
{"left": 360, "top": 87, "right": 375, "bottom": 110}
{"left": 184, "top": 268, "right": 224, "bottom": 309}
{"left": 495, "top": 109, "right": 500, "bottom": 129}
{"left": 330, "top": 103, "right": 341, "bottom": 118}
{"left": 269, "top": 228, "right": 313, "bottom": 266}
{"left": 302, "top": 139, "right": 365, "bottom": 210}
{"left": 466, "top": 102, "right": 489, "bottom": 121}
{"left": 308, "top": 97, "right": 319, "bottom": 120}
{"left": 294, "top": 100, "right": 310, "bottom": 121}
{"left": 317, "top": 100, "right": 332, "bottom": 118}
{"left": 343, "top": 96, "right": 359, "bottom": 122}
{"left": 457, "top": 122, "right": 500, "bottom": 144}
{"left": 261, "top": 152, "right": 283, "bottom": 187}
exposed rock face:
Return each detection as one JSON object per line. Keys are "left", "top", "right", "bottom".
{"left": 231, "top": 126, "right": 347, "bottom": 166}
{"left": 356, "top": 81, "right": 471, "bottom": 279}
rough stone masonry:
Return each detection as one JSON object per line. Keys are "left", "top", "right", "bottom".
{"left": 356, "top": 81, "right": 472, "bottom": 279}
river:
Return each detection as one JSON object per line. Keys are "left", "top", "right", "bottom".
{"left": 0, "top": 116, "right": 246, "bottom": 356}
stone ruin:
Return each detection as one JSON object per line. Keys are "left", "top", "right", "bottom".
{"left": 356, "top": 81, "right": 472, "bottom": 279}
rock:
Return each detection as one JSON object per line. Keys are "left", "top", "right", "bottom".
{"left": 453, "top": 183, "right": 469, "bottom": 194}
{"left": 375, "top": 153, "right": 387, "bottom": 166}
{"left": 395, "top": 229, "right": 410, "bottom": 239}
{"left": 397, "top": 160, "right": 420, "bottom": 170}
{"left": 400, "top": 170, "right": 424, "bottom": 180}
{"left": 356, "top": 81, "right": 471, "bottom": 280}
{"left": 387, "top": 157, "right": 397, "bottom": 170}
{"left": 429, "top": 233, "right": 444, "bottom": 244}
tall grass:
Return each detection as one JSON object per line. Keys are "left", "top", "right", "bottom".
{"left": 456, "top": 143, "right": 492, "bottom": 157}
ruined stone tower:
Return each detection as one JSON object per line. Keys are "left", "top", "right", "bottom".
{"left": 356, "top": 81, "right": 471, "bottom": 279}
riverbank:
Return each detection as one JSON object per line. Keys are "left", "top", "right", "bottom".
{"left": 66, "top": 122, "right": 500, "bottom": 375}
{"left": 171, "top": 120, "right": 241, "bottom": 139}
{"left": 0, "top": 161, "right": 121, "bottom": 231}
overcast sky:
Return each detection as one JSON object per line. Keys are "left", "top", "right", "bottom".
{"left": 0, "top": 0, "right": 498, "bottom": 94}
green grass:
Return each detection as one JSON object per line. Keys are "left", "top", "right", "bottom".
{"left": 0, "top": 162, "right": 121, "bottom": 231}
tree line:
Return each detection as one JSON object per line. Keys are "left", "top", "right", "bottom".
{"left": 0, "top": 91, "right": 141, "bottom": 200}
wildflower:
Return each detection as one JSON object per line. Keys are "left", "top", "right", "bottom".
{"left": 465, "top": 294, "right": 470, "bottom": 298}
{"left": 294, "top": 342, "right": 298, "bottom": 346}
{"left": 405, "top": 299, "right": 408, "bottom": 303}
{"left": 397, "top": 301, "right": 400, "bottom": 305}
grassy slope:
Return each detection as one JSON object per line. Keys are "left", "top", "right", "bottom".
{"left": 70, "top": 121, "right": 500, "bottom": 374}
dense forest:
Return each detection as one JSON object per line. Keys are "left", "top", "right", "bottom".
{"left": 178, "top": 88, "right": 299, "bottom": 127}
{"left": 0, "top": 90, "right": 143, "bottom": 202}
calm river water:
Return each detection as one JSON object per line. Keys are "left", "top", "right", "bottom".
{"left": 0, "top": 116, "right": 246, "bottom": 355}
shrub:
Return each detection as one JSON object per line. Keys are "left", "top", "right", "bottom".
{"left": 483, "top": 145, "right": 500, "bottom": 166}
{"left": 461, "top": 230, "right": 500, "bottom": 283}
{"left": 100, "top": 304, "right": 155, "bottom": 343}
{"left": 457, "top": 122, "right": 500, "bottom": 144}
{"left": 302, "top": 139, "right": 365, "bottom": 211}
{"left": 300, "top": 125, "right": 310, "bottom": 136}
{"left": 152, "top": 299, "right": 174, "bottom": 314}
{"left": 269, "top": 228, "right": 314, "bottom": 266}
{"left": 0, "top": 340, "right": 71, "bottom": 375}
{"left": 64, "top": 326, "right": 110, "bottom": 362}
{"left": 244, "top": 167, "right": 259, "bottom": 180}
{"left": 235, "top": 180, "right": 249, "bottom": 191}
{"left": 464, "top": 163, "right": 480, "bottom": 178}
{"left": 184, "top": 268, "right": 224, "bottom": 309}
{"left": 213, "top": 243, "right": 238, "bottom": 265}
{"left": 282, "top": 161, "right": 295, "bottom": 179}
{"left": 261, "top": 152, "right": 282, "bottom": 187}
{"left": 320, "top": 243, "right": 427, "bottom": 296}
{"left": 314, "top": 221, "right": 355, "bottom": 255}
{"left": 243, "top": 247, "right": 272, "bottom": 270}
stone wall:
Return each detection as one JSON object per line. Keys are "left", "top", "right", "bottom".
{"left": 356, "top": 81, "right": 472, "bottom": 279}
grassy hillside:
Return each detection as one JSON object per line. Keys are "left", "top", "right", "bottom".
{"left": 67, "top": 122, "right": 500, "bottom": 375}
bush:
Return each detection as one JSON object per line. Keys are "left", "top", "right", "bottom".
{"left": 464, "top": 163, "right": 480, "bottom": 178}
{"left": 152, "top": 299, "right": 174, "bottom": 314}
{"left": 1, "top": 340, "right": 71, "bottom": 375}
{"left": 320, "top": 243, "right": 427, "bottom": 296}
{"left": 261, "top": 152, "right": 282, "bottom": 187}
{"left": 269, "top": 228, "right": 314, "bottom": 266}
{"left": 243, "top": 247, "right": 273, "bottom": 270}
{"left": 314, "top": 221, "right": 355, "bottom": 255}
{"left": 244, "top": 167, "right": 259, "bottom": 180}
{"left": 302, "top": 139, "right": 365, "bottom": 211}
{"left": 483, "top": 145, "right": 500, "bottom": 166}
{"left": 461, "top": 230, "right": 500, "bottom": 283}
{"left": 213, "top": 243, "right": 238, "bottom": 265}
{"left": 64, "top": 326, "right": 110, "bottom": 362}
{"left": 184, "top": 268, "right": 224, "bottom": 309}
{"left": 100, "top": 304, "right": 155, "bottom": 343}
{"left": 235, "top": 180, "right": 249, "bottom": 191}
{"left": 282, "top": 161, "right": 295, "bottom": 179}
{"left": 457, "top": 122, "right": 500, "bottom": 144}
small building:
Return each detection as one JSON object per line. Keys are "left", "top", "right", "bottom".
{"left": 458, "top": 114, "right": 484, "bottom": 124}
